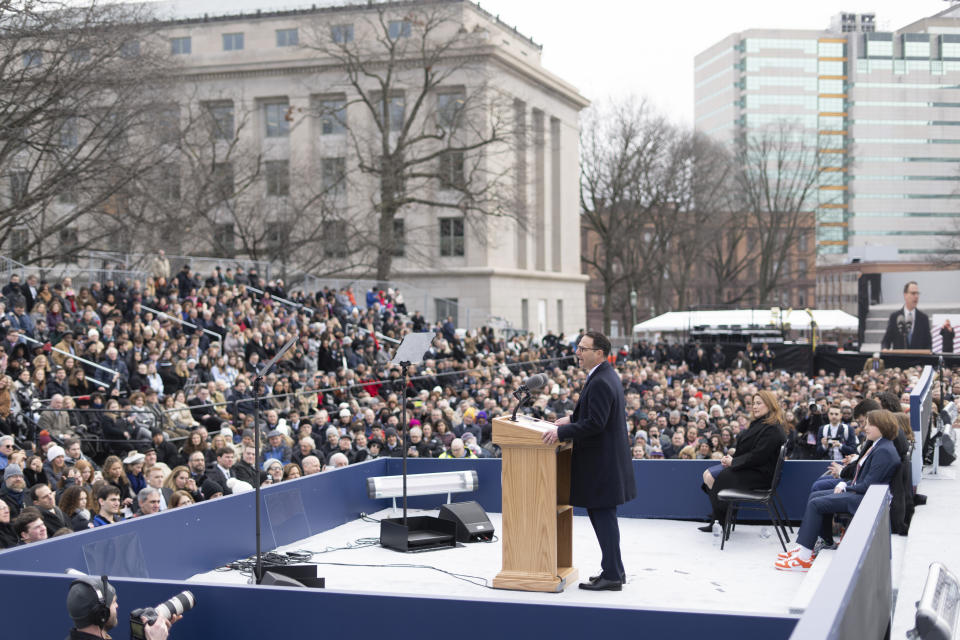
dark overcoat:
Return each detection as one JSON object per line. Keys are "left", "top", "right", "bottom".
{"left": 714, "top": 418, "right": 786, "bottom": 493}
{"left": 557, "top": 361, "right": 636, "bottom": 508}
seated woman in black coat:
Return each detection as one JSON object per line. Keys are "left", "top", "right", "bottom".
{"left": 699, "top": 390, "right": 786, "bottom": 532}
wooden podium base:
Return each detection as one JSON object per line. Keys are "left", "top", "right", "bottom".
{"left": 493, "top": 566, "right": 578, "bottom": 593}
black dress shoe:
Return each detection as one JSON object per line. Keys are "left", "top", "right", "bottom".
{"left": 698, "top": 520, "right": 715, "bottom": 533}
{"left": 579, "top": 578, "right": 622, "bottom": 591}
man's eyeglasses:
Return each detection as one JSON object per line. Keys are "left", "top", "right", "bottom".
{"left": 576, "top": 346, "right": 601, "bottom": 353}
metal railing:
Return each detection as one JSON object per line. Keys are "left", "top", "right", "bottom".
{"left": 0, "top": 254, "right": 148, "bottom": 289}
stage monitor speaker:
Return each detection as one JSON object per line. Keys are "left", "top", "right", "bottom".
{"left": 258, "top": 565, "right": 325, "bottom": 588}
{"left": 438, "top": 500, "right": 495, "bottom": 543}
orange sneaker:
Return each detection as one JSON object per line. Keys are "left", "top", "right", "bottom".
{"left": 778, "top": 547, "right": 818, "bottom": 560}
{"left": 775, "top": 555, "right": 814, "bottom": 572}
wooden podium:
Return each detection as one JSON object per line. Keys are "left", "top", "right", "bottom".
{"left": 491, "top": 415, "right": 578, "bottom": 592}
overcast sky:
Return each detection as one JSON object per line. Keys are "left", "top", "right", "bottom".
{"left": 474, "top": 0, "right": 950, "bottom": 124}
{"left": 157, "top": 0, "right": 950, "bottom": 124}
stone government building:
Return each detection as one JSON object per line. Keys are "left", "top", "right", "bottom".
{"left": 149, "top": 0, "right": 589, "bottom": 334}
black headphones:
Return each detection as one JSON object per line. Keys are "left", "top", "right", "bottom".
{"left": 70, "top": 575, "right": 111, "bottom": 626}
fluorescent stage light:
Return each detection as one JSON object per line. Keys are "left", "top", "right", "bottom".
{"left": 366, "top": 470, "right": 479, "bottom": 500}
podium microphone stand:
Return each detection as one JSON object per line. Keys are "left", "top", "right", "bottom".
{"left": 378, "top": 332, "right": 457, "bottom": 552}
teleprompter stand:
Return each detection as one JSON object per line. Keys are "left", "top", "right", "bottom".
{"left": 379, "top": 331, "right": 456, "bottom": 552}
{"left": 252, "top": 333, "right": 323, "bottom": 587}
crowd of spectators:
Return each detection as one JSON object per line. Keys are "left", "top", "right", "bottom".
{"left": 0, "top": 260, "right": 955, "bottom": 548}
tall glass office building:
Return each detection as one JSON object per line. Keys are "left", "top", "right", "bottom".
{"left": 695, "top": 7, "right": 960, "bottom": 267}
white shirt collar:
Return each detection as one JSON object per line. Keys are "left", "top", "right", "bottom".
{"left": 587, "top": 362, "right": 602, "bottom": 379}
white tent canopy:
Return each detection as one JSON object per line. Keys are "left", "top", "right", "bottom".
{"left": 632, "top": 309, "right": 858, "bottom": 334}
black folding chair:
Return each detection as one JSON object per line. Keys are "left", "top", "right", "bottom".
{"left": 717, "top": 443, "right": 791, "bottom": 552}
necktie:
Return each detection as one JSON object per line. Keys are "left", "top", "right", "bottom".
{"left": 852, "top": 444, "right": 873, "bottom": 484}
{"left": 908, "top": 312, "right": 914, "bottom": 344}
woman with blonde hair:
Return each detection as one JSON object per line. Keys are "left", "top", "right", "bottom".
{"left": 700, "top": 389, "right": 787, "bottom": 533}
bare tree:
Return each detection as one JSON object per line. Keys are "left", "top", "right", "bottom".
{"left": 0, "top": 0, "right": 179, "bottom": 264}
{"left": 732, "top": 123, "right": 819, "bottom": 306}
{"left": 119, "top": 97, "right": 367, "bottom": 281}
{"left": 302, "top": 2, "right": 515, "bottom": 283}
{"left": 664, "top": 131, "right": 735, "bottom": 310}
{"left": 580, "top": 98, "right": 681, "bottom": 333}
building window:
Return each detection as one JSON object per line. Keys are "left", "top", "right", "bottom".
{"left": 331, "top": 24, "right": 354, "bottom": 44}
{"left": 318, "top": 99, "right": 346, "bottom": 134}
{"left": 69, "top": 48, "right": 90, "bottom": 63}
{"left": 206, "top": 102, "right": 234, "bottom": 141}
{"left": 59, "top": 228, "right": 79, "bottom": 263}
{"left": 60, "top": 119, "right": 78, "bottom": 148}
{"left": 58, "top": 184, "right": 77, "bottom": 204}
{"left": 264, "top": 101, "right": 290, "bottom": 138}
{"left": 321, "top": 157, "right": 346, "bottom": 194}
{"left": 170, "top": 36, "right": 191, "bottom": 55}
{"left": 521, "top": 298, "right": 529, "bottom": 331}
{"left": 157, "top": 107, "right": 180, "bottom": 145}
{"left": 121, "top": 40, "right": 140, "bottom": 58}
{"left": 388, "top": 20, "right": 411, "bottom": 39}
{"left": 265, "top": 160, "right": 290, "bottom": 197}
{"left": 276, "top": 28, "right": 298, "bottom": 47}
{"left": 377, "top": 94, "right": 405, "bottom": 131}
{"left": 436, "top": 298, "right": 458, "bottom": 326}
{"left": 212, "top": 162, "right": 234, "bottom": 200}
{"left": 159, "top": 164, "right": 180, "bottom": 200}
{"left": 223, "top": 33, "right": 244, "bottom": 51}
{"left": 9, "top": 170, "right": 28, "bottom": 204}
{"left": 213, "top": 223, "right": 235, "bottom": 257}
{"left": 437, "top": 91, "right": 465, "bottom": 130}
{"left": 556, "top": 299, "right": 564, "bottom": 331}
{"left": 439, "top": 151, "right": 465, "bottom": 190}
{"left": 9, "top": 228, "right": 29, "bottom": 263}
{"left": 392, "top": 218, "right": 405, "bottom": 257}
{"left": 22, "top": 50, "right": 41, "bottom": 68}
{"left": 266, "top": 222, "right": 291, "bottom": 257}
{"left": 323, "top": 219, "right": 348, "bottom": 258}
{"left": 439, "top": 217, "right": 464, "bottom": 257}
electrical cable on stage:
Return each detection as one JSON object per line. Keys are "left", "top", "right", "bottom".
{"left": 304, "top": 560, "right": 496, "bottom": 589}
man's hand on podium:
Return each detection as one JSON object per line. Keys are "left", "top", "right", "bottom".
{"left": 541, "top": 416, "right": 568, "bottom": 444}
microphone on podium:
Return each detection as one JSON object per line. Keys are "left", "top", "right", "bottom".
{"left": 522, "top": 373, "right": 550, "bottom": 392}
{"left": 512, "top": 373, "right": 550, "bottom": 419}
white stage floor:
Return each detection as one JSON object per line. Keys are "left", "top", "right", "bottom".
{"left": 192, "top": 509, "right": 808, "bottom": 616}
{"left": 891, "top": 466, "right": 960, "bottom": 638}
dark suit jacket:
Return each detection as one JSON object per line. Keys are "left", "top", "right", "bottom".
{"left": 846, "top": 437, "right": 899, "bottom": 495}
{"left": 881, "top": 308, "right": 932, "bottom": 350}
{"left": 205, "top": 464, "right": 234, "bottom": 495}
{"left": 557, "top": 361, "right": 636, "bottom": 508}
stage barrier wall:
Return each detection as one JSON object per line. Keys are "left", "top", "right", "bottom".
{"left": 0, "top": 458, "right": 832, "bottom": 579}
{"left": 389, "top": 457, "right": 830, "bottom": 522}
{"left": 0, "top": 457, "right": 893, "bottom": 640}
{"left": 788, "top": 486, "right": 893, "bottom": 640}
{"left": 0, "top": 570, "right": 799, "bottom": 640}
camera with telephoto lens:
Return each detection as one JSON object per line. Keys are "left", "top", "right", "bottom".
{"left": 129, "top": 591, "right": 195, "bottom": 639}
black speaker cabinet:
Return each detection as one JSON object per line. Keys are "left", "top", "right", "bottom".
{"left": 258, "top": 564, "right": 325, "bottom": 588}
{"left": 438, "top": 501, "right": 495, "bottom": 542}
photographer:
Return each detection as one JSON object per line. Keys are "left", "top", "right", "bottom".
{"left": 815, "top": 405, "right": 859, "bottom": 461}
{"left": 66, "top": 575, "right": 177, "bottom": 640}
{"left": 792, "top": 400, "right": 826, "bottom": 460}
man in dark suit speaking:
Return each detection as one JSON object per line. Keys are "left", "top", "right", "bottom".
{"left": 542, "top": 331, "right": 636, "bottom": 592}
{"left": 881, "top": 281, "right": 931, "bottom": 350}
